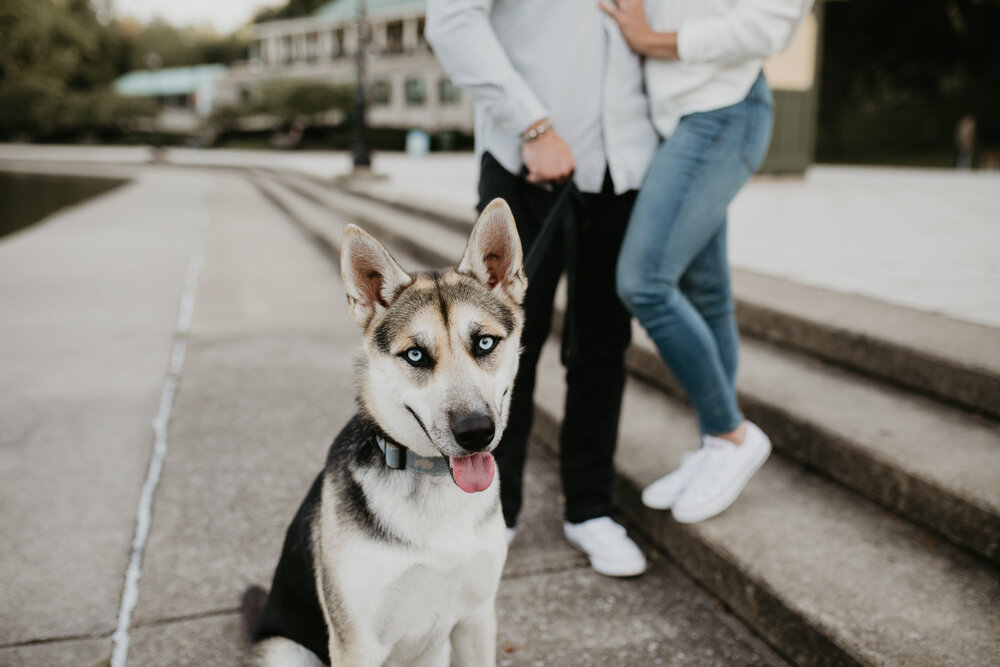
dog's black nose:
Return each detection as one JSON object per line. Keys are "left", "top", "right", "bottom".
{"left": 451, "top": 413, "right": 495, "bottom": 451}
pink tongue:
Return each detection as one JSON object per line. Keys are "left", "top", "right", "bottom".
{"left": 450, "top": 452, "right": 495, "bottom": 493}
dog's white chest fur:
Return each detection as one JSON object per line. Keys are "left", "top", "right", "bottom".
{"left": 320, "top": 474, "right": 507, "bottom": 666}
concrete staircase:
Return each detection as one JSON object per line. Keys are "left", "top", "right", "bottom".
{"left": 250, "top": 169, "right": 1000, "bottom": 667}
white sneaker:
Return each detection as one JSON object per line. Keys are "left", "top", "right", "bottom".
{"left": 506, "top": 527, "right": 517, "bottom": 546}
{"left": 641, "top": 447, "right": 710, "bottom": 509}
{"left": 563, "top": 516, "right": 646, "bottom": 577}
{"left": 671, "top": 422, "right": 771, "bottom": 524}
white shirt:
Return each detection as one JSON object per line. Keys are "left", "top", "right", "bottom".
{"left": 646, "top": 0, "right": 814, "bottom": 137}
{"left": 426, "top": 0, "right": 659, "bottom": 194}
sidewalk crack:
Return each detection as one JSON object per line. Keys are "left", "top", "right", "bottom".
{"left": 0, "top": 630, "right": 112, "bottom": 649}
{"left": 130, "top": 606, "right": 241, "bottom": 630}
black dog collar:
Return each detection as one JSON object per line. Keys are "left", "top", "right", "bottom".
{"left": 375, "top": 435, "right": 451, "bottom": 475}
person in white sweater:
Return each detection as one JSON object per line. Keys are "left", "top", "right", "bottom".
{"left": 601, "top": 0, "right": 813, "bottom": 523}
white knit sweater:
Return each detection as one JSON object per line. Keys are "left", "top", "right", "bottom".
{"left": 645, "top": 0, "right": 814, "bottom": 137}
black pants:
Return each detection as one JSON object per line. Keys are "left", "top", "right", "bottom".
{"left": 477, "top": 153, "right": 636, "bottom": 526}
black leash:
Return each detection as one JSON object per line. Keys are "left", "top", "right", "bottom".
{"left": 517, "top": 175, "right": 586, "bottom": 366}
{"left": 521, "top": 178, "right": 580, "bottom": 283}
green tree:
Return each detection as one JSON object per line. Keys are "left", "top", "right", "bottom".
{"left": 198, "top": 33, "right": 250, "bottom": 65}
{"left": 254, "top": 0, "right": 332, "bottom": 23}
{"left": 241, "top": 79, "right": 351, "bottom": 125}
{"left": 126, "top": 19, "right": 195, "bottom": 69}
{"left": 123, "top": 19, "right": 248, "bottom": 69}
{"left": 277, "top": 81, "right": 352, "bottom": 123}
{"left": 0, "top": 0, "right": 96, "bottom": 84}
{"left": 209, "top": 79, "right": 351, "bottom": 137}
{"left": 0, "top": 0, "right": 153, "bottom": 140}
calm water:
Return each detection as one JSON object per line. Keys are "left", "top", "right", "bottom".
{"left": 0, "top": 172, "right": 127, "bottom": 239}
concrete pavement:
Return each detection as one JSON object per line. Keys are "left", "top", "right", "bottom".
{"left": 1, "top": 144, "right": 996, "bottom": 326}
{"left": 0, "top": 170, "right": 208, "bottom": 651}
{"left": 0, "top": 164, "right": 784, "bottom": 665}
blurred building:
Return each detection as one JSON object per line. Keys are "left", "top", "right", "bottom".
{"left": 114, "top": 64, "right": 228, "bottom": 133}
{"left": 112, "top": 0, "right": 821, "bottom": 172}
{"left": 759, "top": 6, "right": 823, "bottom": 173}
{"left": 230, "top": 0, "right": 474, "bottom": 133}
{"left": 239, "top": 0, "right": 821, "bottom": 171}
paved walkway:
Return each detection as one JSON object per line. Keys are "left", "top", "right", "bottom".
{"left": 2, "top": 144, "right": 996, "bottom": 327}
{"left": 0, "top": 164, "right": 783, "bottom": 665}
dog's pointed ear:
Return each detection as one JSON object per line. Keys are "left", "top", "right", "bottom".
{"left": 458, "top": 198, "right": 526, "bottom": 303}
{"left": 341, "top": 224, "right": 412, "bottom": 327}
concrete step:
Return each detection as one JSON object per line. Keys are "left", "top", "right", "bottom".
{"left": 256, "top": 172, "right": 1000, "bottom": 666}
{"left": 264, "top": 171, "right": 1000, "bottom": 564}
{"left": 626, "top": 329, "right": 1000, "bottom": 565}
{"left": 270, "top": 170, "right": 468, "bottom": 265}
{"left": 531, "top": 339, "right": 1000, "bottom": 667}
{"left": 337, "top": 176, "right": 1000, "bottom": 420}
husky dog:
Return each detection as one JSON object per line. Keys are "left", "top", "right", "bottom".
{"left": 245, "top": 200, "right": 526, "bottom": 666}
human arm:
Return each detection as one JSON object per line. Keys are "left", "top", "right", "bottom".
{"left": 598, "top": 1, "right": 678, "bottom": 59}
{"left": 425, "top": 0, "right": 573, "bottom": 183}
{"left": 600, "top": 0, "right": 813, "bottom": 64}
{"left": 519, "top": 119, "right": 574, "bottom": 185}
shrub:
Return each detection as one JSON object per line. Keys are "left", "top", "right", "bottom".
{"left": 0, "top": 78, "right": 157, "bottom": 141}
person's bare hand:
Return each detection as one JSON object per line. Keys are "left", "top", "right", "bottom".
{"left": 599, "top": 0, "right": 656, "bottom": 55}
{"left": 522, "top": 129, "right": 574, "bottom": 186}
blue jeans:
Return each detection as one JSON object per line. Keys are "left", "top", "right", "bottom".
{"left": 616, "top": 72, "right": 773, "bottom": 436}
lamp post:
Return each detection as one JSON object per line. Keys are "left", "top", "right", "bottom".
{"left": 352, "top": 0, "right": 372, "bottom": 170}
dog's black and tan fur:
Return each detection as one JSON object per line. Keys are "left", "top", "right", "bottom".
{"left": 245, "top": 200, "right": 526, "bottom": 666}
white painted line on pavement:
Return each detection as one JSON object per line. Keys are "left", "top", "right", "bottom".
{"left": 110, "top": 216, "right": 207, "bottom": 667}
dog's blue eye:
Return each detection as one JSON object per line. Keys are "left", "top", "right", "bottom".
{"left": 476, "top": 336, "right": 497, "bottom": 354}
{"left": 400, "top": 346, "right": 434, "bottom": 368}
